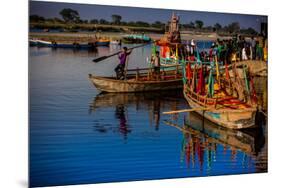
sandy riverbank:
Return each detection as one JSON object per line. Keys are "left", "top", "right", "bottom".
{"left": 29, "top": 31, "right": 230, "bottom": 43}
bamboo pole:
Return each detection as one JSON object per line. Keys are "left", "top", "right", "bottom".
{"left": 163, "top": 106, "right": 256, "bottom": 115}
{"left": 163, "top": 107, "right": 209, "bottom": 114}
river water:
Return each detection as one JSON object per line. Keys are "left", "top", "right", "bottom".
{"left": 29, "top": 44, "right": 267, "bottom": 187}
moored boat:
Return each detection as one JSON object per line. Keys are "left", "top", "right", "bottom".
{"left": 29, "top": 39, "right": 97, "bottom": 49}
{"left": 95, "top": 39, "right": 110, "bottom": 46}
{"left": 122, "top": 34, "right": 151, "bottom": 44}
{"left": 181, "top": 61, "right": 258, "bottom": 129}
{"left": 29, "top": 39, "right": 38, "bottom": 46}
{"left": 36, "top": 39, "right": 53, "bottom": 47}
{"left": 52, "top": 42, "right": 96, "bottom": 49}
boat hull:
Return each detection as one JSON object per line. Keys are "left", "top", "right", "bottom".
{"left": 122, "top": 38, "right": 151, "bottom": 44}
{"left": 95, "top": 41, "right": 110, "bottom": 46}
{"left": 183, "top": 90, "right": 256, "bottom": 129}
{"left": 89, "top": 74, "right": 183, "bottom": 93}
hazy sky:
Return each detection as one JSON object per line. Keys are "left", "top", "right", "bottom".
{"left": 30, "top": 1, "right": 267, "bottom": 32}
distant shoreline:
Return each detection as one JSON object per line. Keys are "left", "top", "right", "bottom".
{"left": 29, "top": 31, "right": 236, "bottom": 43}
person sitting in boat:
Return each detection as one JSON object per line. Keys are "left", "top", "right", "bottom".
{"left": 115, "top": 47, "right": 132, "bottom": 80}
{"left": 151, "top": 51, "right": 161, "bottom": 80}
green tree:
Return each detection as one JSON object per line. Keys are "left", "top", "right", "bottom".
{"left": 59, "top": 8, "right": 80, "bottom": 23}
{"left": 111, "top": 14, "right": 122, "bottom": 24}
{"left": 195, "top": 20, "right": 204, "bottom": 29}
{"left": 135, "top": 21, "right": 150, "bottom": 27}
{"left": 214, "top": 23, "right": 222, "bottom": 31}
{"left": 90, "top": 19, "right": 99, "bottom": 24}
{"left": 151, "top": 21, "right": 164, "bottom": 28}
{"left": 99, "top": 19, "right": 109, "bottom": 24}
{"left": 240, "top": 27, "right": 258, "bottom": 35}
{"left": 30, "top": 15, "right": 45, "bottom": 22}
{"left": 227, "top": 22, "right": 240, "bottom": 33}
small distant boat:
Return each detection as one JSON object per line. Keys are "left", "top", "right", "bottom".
{"left": 95, "top": 39, "right": 110, "bottom": 46}
{"left": 89, "top": 66, "right": 183, "bottom": 93}
{"left": 36, "top": 39, "right": 53, "bottom": 47}
{"left": 29, "top": 39, "right": 97, "bottom": 49}
{"left": 52, "top": 42, "right": 96, "bottom": 49}
{"left": 122, "top": 34, "right": 151, "bottom": 44}
{"left": 29, "top": 39, "right": 38, "bottom": 46}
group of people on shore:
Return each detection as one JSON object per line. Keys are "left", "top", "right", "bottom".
{"left": 113, "top": 35, "right": 267, "bottom": 80}
{"left": 186, "top": 35, "right": 267, "bottom": 65}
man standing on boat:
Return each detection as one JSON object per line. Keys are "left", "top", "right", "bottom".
{"left": 115, "top": 47, "right": 132, "bottom": 79}
{"left": 151, "top": 51, "right": 161, "bottom": 80}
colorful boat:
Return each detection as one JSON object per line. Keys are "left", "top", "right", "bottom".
{"left": 95, "top": 39, "right": 110, "bottom": 46}
{"left": 122, "top": 34, "right": 151, "bottom": 44}
{"left": 89, "top": 66, "right": 183, "bottom": 93}
{"left": 182, "top": 61, "right": 258, "bottom": 129}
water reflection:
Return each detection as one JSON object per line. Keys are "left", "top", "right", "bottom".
{"left": 89, "top": 90, "right": 185, "bottom": 137}
{"left": 29, "top": 45, "right": 267, "bottom": 187}
{"left": 115, "top": 104, "right": 131, "bottom": 140}
{"left": 165, "top": 111, "right": 266, "bottom": 173}
{"left": 31, "top": 46, "right": 102, "bottom": 58}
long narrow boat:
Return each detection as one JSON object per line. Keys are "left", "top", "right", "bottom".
{"left": 89, "top": 66, "right": 183, "bottom": 93}
{"left": 95, "top": 39, "right": 110, "bottom": 46}
{"left": 36, "top": 39, "right": 53, "bottom": 47}
{"left": 182, "top": 62, "right": 258, "bottom": 129}
{"left": 122, "top": 34, "right": 151, "bottom": 44}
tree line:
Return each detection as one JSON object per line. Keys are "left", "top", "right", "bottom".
{"left": 30, "top": 8, "right": 259, "bottom": 35}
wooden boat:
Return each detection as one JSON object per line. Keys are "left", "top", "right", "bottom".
{"left": 89, "top": 65, "right": 183, "bottom": 93}
{"left": 29, "top": 39, "right": 97, "bottom": 49}
{"left": 182, "top": 61, "right": 258, "bottom": 129}
{"left": 165, "top": 111, "right": 265, "bottom": 154}
{"left": 29, "top": 39, "right": 38, "bottom": 46}
{"left": 36, "top": 39, "right": 53, "bottom": 47}
{"left": 53, "top": 42, "right": 96, "bottom": 49}
{"left": 95, "top": 39, "right": 110, "bottom": 46}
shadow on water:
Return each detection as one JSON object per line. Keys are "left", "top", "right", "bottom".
{"left": 89, "top": 90, "right": 185, "bottom": 139}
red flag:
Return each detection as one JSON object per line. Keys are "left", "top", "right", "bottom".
{"left": 197, "top": 66, "right": 205, "bottom": 94}
{"left": 186, "top": 62, "right": 192, "bottom": 81}
{"left": 225, "top": 63, "right": 230, "bottom": 80}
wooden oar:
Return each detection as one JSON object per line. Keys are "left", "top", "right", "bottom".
{"left": 163, "top": 107, "right": 210, "bottom": 115}
{"left": 92, "top": 43, "right": 151, "bottom": 63}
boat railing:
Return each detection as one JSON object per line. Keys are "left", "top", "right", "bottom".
{"left": 125, "top": 64, "right": 182, "bottom": 81}
{"left": 184, "top": 83, "right": 217, "bottom": 107}
{"left": 160, "top": 57, "right": 224, "bottom": 67}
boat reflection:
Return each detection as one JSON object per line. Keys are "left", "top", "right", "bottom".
{"left": 165, "top": 111, "right": 265, "bottom": 171}
{"left": 89, "top": 90, "right": 185, "bottom": 138}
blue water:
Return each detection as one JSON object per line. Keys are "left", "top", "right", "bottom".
{"left": 29, "top": 45, "right": 267, "bottom": 187}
